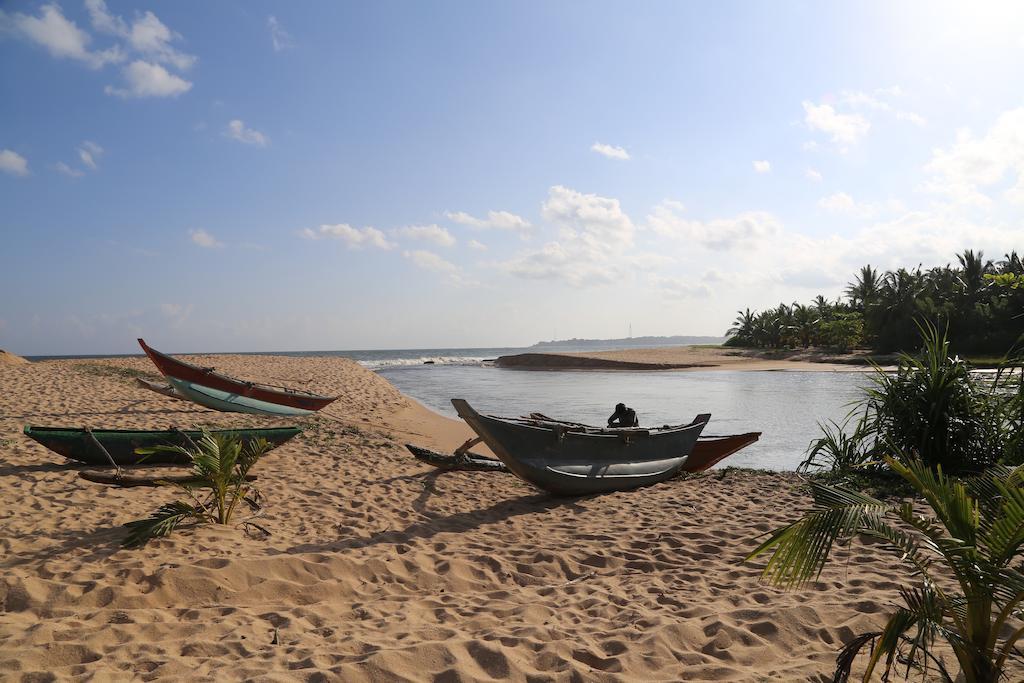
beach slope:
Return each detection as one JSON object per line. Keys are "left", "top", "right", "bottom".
{"left": 0, "top": 353, "right": 969, "bottom": 680}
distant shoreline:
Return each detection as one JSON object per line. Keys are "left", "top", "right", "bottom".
{"left": 495, "top": 345, "right": 895, "bottom": 372}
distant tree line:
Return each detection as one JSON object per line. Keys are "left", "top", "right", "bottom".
{"left": 724, "top": 250, "right": 1024, "bottom": 354}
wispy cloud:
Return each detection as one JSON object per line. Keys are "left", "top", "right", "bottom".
{"left": 55, "top": 161, "right": 84, "bottom": 178}
{"left": 225, "top": 119, "right": 269, "bottom": 146}
{"left": 396, "top": 224, "right": 456, "bottom": 247}
{"left": 591, "top": 142, "right": 630, "bottom": 160}
{"left": 802, "top": 100, "right": 870, "bottom": 148}
{"left": 6, "top": 3, "right": 123, "bottom": 69}
{"left": 105, "top": 59, "right": 192, "bottom": 98}
{"left": 403, "top": 249, "right": 465, "bottom": 283}
{"left": 645, "top": 200, "right": 781, "bottom": 250}
{"left": 805, "top": 168, "right": 822, "bottom": 182}
{"left": 0, "top": 149, "right": 29, "bottom": 177}
{"left": 6, "top": 1, "right": 196, "bottom": 98}
{"left": 752, "top": 160, "right": 771, "bottom": 173}
{"left": 921, "top": 107, "right": 1024, "bottom": 206}
{"left": 189, "top": 228, "right": 223, "bottom": 248}
{"left": 301, "top": 224, "right": 395, "bottom": 249}
{"left": 267, "top": 16, "right": 294, "bottom": 52}
{"left": 445, "top": 210, "right": 531, "bottom": 234}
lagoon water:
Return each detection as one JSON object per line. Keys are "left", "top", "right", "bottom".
{"left": 378, "top": 364, "right": 870, "bottom": 471}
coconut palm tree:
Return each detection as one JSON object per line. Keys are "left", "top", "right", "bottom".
{"left": 727, "top": 308, "right": 756, "bottom": 344}
{"left": 123, "top": 430, "right": 272, "bottom": 546}
{"left": 792, "top": 303, "right": 819, "bottom": 348}
{"left": 746, "top": 457, "right": 1024, "bottom": 683}
{"left": 846, "top": 265, "right": 881, "bottom": 311}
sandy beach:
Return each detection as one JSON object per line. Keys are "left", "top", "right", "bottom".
{"left": 0, "top": 354, "right": 951, "bottom": 680}
{"left": 495, "top": 346, "right": 888, "bottom": 372}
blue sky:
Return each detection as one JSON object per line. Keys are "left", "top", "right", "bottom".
{"left": 1, "top": 1, "right": 1023, "bottom": 355}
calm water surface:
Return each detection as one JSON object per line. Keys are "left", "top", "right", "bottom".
{"left": 377, "top": 366, "right": 870, "bottom": 471}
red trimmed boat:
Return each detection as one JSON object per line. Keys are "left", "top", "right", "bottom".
{"left": 138, "top": 339, "right": 339, "bottom": 417}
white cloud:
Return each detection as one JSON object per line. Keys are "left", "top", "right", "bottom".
{"left": 159, "top": 302, "right": 193, "bottom": 327}
{"left": 650, "top": 275, "right": 712, "bottom": 299}
{"left": 896, "top": 110, "right": 927, "bottom": 126}
{"left": 817, "top": 192, "right": 903, "bottom": 218}
{"left": 268, "top": 16, "right": 293, "bottom": 52}
{"left": 125, "top": 11, "right": 195, "bottom": 70}
{"left": 225, "top": 120, "right": 269, "bottom": 147}
{"left": 85, "top": 0, "right": 126, "bottom": 35}
{"left": 840, "top": 87, "right": 926, "bottom": 127}
{"left": 6, "top": 3, "right": 123, "bottom": 69}
{"left": 922, "top": 108, "right": 1024, "bottom": 206}
{"left": 542, "top": 185, "right": 635, "bottom": 250}
{"left": 55, "top": 161, "right": 84, "bottom": 178}
{"left": 468, "top": 239, "right": 487, "bottom": 251}
{"left": 498, "top": 186, "right": 644, "bottom": 288}
{"left": 502, "top": 241, "right": 621, "bottom": 287}
{"left": 445, "top": 210, "right": 531, "bottom": 233}
{"left": 396, "top": 224, "right": 456, "bottom": 247}
{"left": 645, "top": 200, "right": 780, "bottom": 250}
{"left": 78, "top": 140, "right": 103, "bottom": 169}
{"left": 591, "top": 142, "right": 630, "bottom": 160}
{"left": 302, "top": 224, "right": 395, "bottom": 250}
{"left": 105, "top": 60, "right": 192, "bottom": 98}
{"left": 817, "top": 192, "right": 856, "bottom": 213}
{"left": 0, "top": 149, "right": 29, "bottom": 177}
{"left": 189, "top": 229, "right": 223, "bottom": 248}
{"left": 752, "top": 160, "right": 771, "bottom": 173}
{"left": 86, "top": 1, "right": 195, "bottom": 70}
{"left": 806, "top": 168, "right": 823, "bottom": 182}
{"left": 403, "top": 250, "right": 465, "bottom": 283}
{"left": 802, "top": 100, "right": 870, "bottom": 147}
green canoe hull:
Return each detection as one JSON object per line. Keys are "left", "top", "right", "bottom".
{"left": 23, "top": 426, "right": 302, "bottom": 466}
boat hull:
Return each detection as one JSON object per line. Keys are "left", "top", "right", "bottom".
{"left": 138, "top": 339, "right": 337, "bottom": 413}
{"left": 23, "top": 426, "right": 301, "bottom": 466}
{"left": 167, "top": 377, "right": 315, "bottom": 416}
{"left": 452, "top": 399, "right": 709, "bottom": 495}
{"left": 682, "top": 433, "right": 761, "bottom": 472}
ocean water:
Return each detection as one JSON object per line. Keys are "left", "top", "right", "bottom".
{"left": 377, "top": 364, "right": 871, "bottom": 471}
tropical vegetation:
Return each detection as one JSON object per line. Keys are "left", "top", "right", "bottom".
{"left": 800, "top": 323, "right": 1024, "bottom": 478}
{"left": 746, "top": 458, "right": 1024, "bottom": 683}
{"left": 123, "top": 430, "right": 271, "bottom": 547}
{"left": 725, "top": 250, "right": 1023, "bottom": 354}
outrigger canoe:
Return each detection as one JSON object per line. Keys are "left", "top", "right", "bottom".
{"left": 407, "top": 429, "right": 760, "bottom": 474}
{"left": 451, "top": 398, "right": 710, "bottom": 495}
{"left": 23, "top": 426, "right": 301, "bottom": 466}
{"left": 135, "top": 376, "right": 186, "bottom": 401}
{"left": 138, "top": 339, "right": 339, "bottom": 417}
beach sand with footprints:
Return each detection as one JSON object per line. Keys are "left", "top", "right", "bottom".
{"left": 0, "top": 354, "right": 969, "bottom": 680}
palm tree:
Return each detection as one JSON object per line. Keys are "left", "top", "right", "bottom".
{"left": 746, "top": 458, "right": 1024, "bottom": 682}
{"left": 792, "top": 303, "right": 819, "bottom": 348}
{"left": 958, "top": 249, "right": 994, "bottom": 289}
{"left": 727, "top": 308, "right": 756, "bottom": 343}
{"left": 123, "top": 430, "right": 272, "bottom": 546}
{"left": 846, "top": 265, "right": 881, "bottom": 311}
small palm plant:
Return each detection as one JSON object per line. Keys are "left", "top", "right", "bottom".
{"left": 123, "top": 430, "right": 272, "bottom": 547}
{"left": 746, "top": 457, "right": 1024, "bottom": 682}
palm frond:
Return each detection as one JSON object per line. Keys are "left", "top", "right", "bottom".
{"left": 746, "top": 484, "right": 890, "bottom": 588}
{"left": 122, "top": 501, "right": 200, "bottom": 547}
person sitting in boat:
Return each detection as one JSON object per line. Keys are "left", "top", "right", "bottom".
{"left": 607, "top": 403, "right": 639, "bottom": 428}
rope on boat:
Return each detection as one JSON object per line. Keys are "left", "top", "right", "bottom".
{"left": 84, "top": 427, "right": 122, "bottom": 478}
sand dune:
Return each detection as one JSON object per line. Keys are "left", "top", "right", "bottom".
{"left": 0, "top": 354, "right": 994, "bottom": 680}
{"left": 0, "top": 350, "right": 29, "bottom": 366}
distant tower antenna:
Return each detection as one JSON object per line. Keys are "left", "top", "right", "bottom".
{"left": 628, "top": 323, "right": 632, "bottom": 339}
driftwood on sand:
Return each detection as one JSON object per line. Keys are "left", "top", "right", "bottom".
{"left": 79, "top": 469, "right": 258, "bottom": 487}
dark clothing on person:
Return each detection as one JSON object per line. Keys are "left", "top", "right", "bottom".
{"left": 607, "top": 403, "right": 639, "bottom": 428}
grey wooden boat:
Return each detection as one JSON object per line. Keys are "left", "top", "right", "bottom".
{"left": 451, "top": 399, "right": 710, "bottom": 496}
